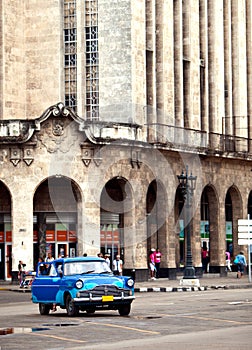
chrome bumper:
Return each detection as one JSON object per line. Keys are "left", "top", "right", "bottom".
{"left": 73, "top": 295, "right": 135, "bottom": 302}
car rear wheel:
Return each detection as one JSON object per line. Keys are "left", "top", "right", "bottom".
{"left": 39, "top": 303, "right": 50, "bottom": 315}
{"left": 66, "top": 295, "right": 79, "bottom": 317}
{"left": 118, "top": 304, "right": 131, "bottom": 316}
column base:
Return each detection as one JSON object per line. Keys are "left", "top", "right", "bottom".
{"left": 123, "top": 268, "right": 149, "bottom": 282}
{"left": 179, "top": 277, "right": 200, "bottom": 287}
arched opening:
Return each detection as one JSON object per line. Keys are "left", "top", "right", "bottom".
{"left": 100, "top": 177, "right": 133, "bottom": 268}
{"left": 226, "top": 186, "right": 242, "bottom": 259}
{"left": 0, "top": 181, "right": 12, "bottom": 280}
{"left": 201, "top": 185, "right": 218, "bottom": 273}
{"left": 200, "top": 186, "right": 218, "bottom": 273}
{"left": 33, "top": 176, "right": 81, "bottom": 268}
{"left": 146, "top": 180, "right": 167, "bottom": 277}
{"left": 225, "top": 191, "right": 233, "bottom": 255}
{"left": 174, "top": 186, "right": 186, "bottom": 268}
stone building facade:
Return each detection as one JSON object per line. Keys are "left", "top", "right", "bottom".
{"left": 0, "top": 1, "right": 252, "bottom": 281}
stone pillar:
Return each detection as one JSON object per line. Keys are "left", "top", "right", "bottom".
{"left": 12, "top": 189, "right": 34, "bottom": 273}
{"left": 155, "top": 0, "right": 175, "bottom": 142}
{"left": 167, "top": 212, "right": 177, "bottom": 280}
{"left": 246, "top": 1, "right": 252, "bottom": 152}
{"left": 223, "top": 0, "right": 233, "bottom": 136}
{"left": 231, "top": 0, "right": 248, "bottom": 150}
{"left": 146, "top": 0, "right": 157, "bottom": 143}
{"left": 174, "top": 0, "right": 183, "bottom": 128}
{"left": 199, "top": 0, "right": 209, "bottom": 132}
{"left": 124, "top": 207, "right": 149, "bottom": 282}
{"left": 208, "top": 1, "right": 225, "bottom": 134}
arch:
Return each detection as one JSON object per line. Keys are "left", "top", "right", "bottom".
{"left": 0, "top": 181, "right": 12, "bottom": 280}
{"left": 225, "top": 185, "right": 243, "bottom": 259}
{"left": 100, "top": 176, "right": 134, "bottom": 267}
{"left": 33, "top": 176, "right": 82, "bottom": 267}
{"left": 174, "top": 186, "right": 185, "bottom": 268}
{"left": 200, "top": 184, "right": 219, "bottom": 273}
{"left": 146, "top": 179, "right": 168, "bottom": 277}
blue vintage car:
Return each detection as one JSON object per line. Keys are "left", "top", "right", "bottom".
{"left": 31, "top": 256, "right": 135, "bottom": 317}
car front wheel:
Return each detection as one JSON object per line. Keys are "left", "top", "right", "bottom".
{"left": 39, "top": 303, "right": 50, "bottom": 315}
{"left": 118, "top": 304, "right": 131, "bottom": 316}
{"left": 66, "top": 295, "right": 79, "bottom": 317}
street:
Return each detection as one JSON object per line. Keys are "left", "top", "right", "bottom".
{"left": 0, "top": 288, "right": 251, "bottom": 349}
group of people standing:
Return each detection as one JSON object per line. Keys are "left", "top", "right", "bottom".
{"left": 149, "top": 248, "right": 162, "bottom": 280}
{"left": 97, "top": 252, "right": 123, "bottom": 276}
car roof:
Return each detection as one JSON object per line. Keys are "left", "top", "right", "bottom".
{"left": 54, "top": 256, "right": 105, "bottom": 263}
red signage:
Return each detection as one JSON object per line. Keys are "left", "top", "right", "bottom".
{"left": 46, "top": 230, "right": 55, "bottom": 242}
{"left": 6, "top": 231, "right": 12, "bottom": 242}
{"left": 57, "top": 230, "right": 67, "bottom": 241}
{"left": 69, "top": 230, "right": 77, "bottom": 242}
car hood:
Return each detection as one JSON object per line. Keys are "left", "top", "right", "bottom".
{"left": 78, "top": 275, "right": 125, "bottom": 289}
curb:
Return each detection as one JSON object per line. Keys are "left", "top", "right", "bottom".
{"left": 134, "top": 284, "right": 252, "bottom": 293}
{"left": 135, "top": 286, "right": 208, "bottom": 293}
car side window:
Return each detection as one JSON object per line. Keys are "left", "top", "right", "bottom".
{"left": 49, "top": 264, "right": 57, "bottom": 276}
{"left": 56, "top": 263, "right": 63, "bottom": 276}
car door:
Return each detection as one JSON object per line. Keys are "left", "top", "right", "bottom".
{"left": 32, "top": 262, "right": 61, "bottom": 303}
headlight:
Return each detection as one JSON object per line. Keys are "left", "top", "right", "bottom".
{"left": 127, "top": 278, "right": 134, "bottom": 287}
{"left": 75, "top": 280, "right": 83, "bottom": 289}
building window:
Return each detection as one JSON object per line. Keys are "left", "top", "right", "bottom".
{"left": 85, "top": 0, "right": 99, "bottom": 120}
{"left": 64, "top": 1, "right": 77, "bottom": 112}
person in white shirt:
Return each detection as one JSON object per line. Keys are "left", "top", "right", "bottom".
{"left": 46, "top": 252, "right": 54, "bottom": 262}
{"left": 112, "top": 255, "right": 123, "bottom": 276}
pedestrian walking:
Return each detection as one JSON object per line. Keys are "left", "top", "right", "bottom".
{"left": 234, "top": 251, "right": 247, "bottom": 279}
{"left": 149, "top": 248, "right": 156, "bottom": 280}
{"left": 154, "top": 248, "right": 162, "bottom": 278}
{"left": 18, "top": 260, "right": 26, "bottom": 287}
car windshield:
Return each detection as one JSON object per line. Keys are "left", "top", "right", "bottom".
{"left": 64, "top": 261, "right": 112, "bottom": 276}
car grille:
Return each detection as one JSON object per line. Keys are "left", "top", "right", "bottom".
{"left": 79, "top": 285, "right": 131, "bottom": 298}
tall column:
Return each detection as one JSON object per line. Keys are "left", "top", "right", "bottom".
{"left": 223, "top": 0, "right": 233, "bottom": 136}
{"left": 199, "top": 0, "right": 209, "bottom": 132}
{"left": 231, "top": 0, "right": 248, "bottom": 149}
{"left": 156, "top": 0, "right": 175, "bottom": 142}
{"left": 247, "top": 0, "right": 252, "bottom": 153}
{"left": 208, "top": 1, "right": 225, "bottom": 135}
{"left": 173, "top": 0, "right": 183, "bottom": 127}
{"left": 163, "top": 0, "right": 175, "bottom": 126}
{"left": 146, "top": 0, "right": 157, "bottom": 142}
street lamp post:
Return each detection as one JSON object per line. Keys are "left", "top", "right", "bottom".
{"left": 177, "top": 165, "right": 200, "bottom": 286}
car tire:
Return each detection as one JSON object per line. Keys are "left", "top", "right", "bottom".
{"left": 86, "top": 308, "right": 96, "bottom": 314}
{"left": 66, "top": 295, "right": 79, "bottom": 317}
{"left": 39, "top": 303, "right": 50, "bottom": 315}
{"left": 118, "top": 304, "right": 131, "bottom": 316}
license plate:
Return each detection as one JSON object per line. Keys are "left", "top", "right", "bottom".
{"left": 102, "top": 295, "right": 114, "bottom": 302}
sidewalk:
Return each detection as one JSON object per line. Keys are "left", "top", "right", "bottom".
{"left": 0, "top": 272, "right": 251, "bottom": 293}
{"left": 134, "top": 272, "right": 252, "bottom": 292}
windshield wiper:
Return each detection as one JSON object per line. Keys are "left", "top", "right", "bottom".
{"left": 99, "top": 271, "right": 112, "bottom": 274}
{"left": 81, "top": 270, "right": 95, "bottom": 274}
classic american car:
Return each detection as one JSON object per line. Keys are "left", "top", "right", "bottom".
{"left": 31, "top": 256, "right": 135, "bottom": 317}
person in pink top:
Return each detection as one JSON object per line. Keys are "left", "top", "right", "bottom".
{"left": 149, "top": 248, "right": 156, "bottom": 280}
{"left": 154, "top": 248, "right": 162, "bottom": 278}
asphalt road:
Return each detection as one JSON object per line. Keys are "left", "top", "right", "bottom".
{"left": 0, "top": 289, "right": 251, "bottom": 349}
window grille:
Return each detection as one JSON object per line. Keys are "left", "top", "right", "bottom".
{"left": 64, "top": 0, "right": 77, "bottom": 112}
{"left": 85, "top": 0, "right": 99, "bottom": 120}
